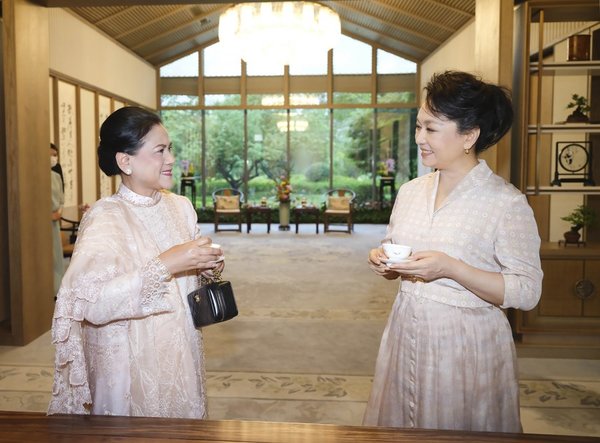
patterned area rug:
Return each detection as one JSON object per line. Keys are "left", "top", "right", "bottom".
{"left": 0, "top": 224, "right": 598, "bottom": 437}
{"left": 1, "top": 363, "right": 599, "bottom": 431}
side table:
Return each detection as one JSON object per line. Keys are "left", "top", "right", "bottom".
{"left": 246, "top": 206, "right": 272, "bottom": 233}
{"left": 292, "top": 206, "right": 320, "bottom": 234}
{"left": 180, "top": 176, "right": 200, "bottom": 208}
{"left": 379, "top": 176, "right": 396, "bottom": 203}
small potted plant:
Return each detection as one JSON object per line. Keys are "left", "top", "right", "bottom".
{"left": 561, "top": 204, "right": 597, "bottom": 244}
{"left": 566, "top": 94, "right": 591, "bottom": 123}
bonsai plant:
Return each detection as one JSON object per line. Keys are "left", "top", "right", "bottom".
{"left": 566, "top": 94, "right": 591, "bottom": 123}
{"left": 561, "top": 204, "right": 597, "bottom": 243}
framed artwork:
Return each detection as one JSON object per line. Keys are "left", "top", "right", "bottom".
{"left": 551, "top": 141, "right": 595, "bottom": 186}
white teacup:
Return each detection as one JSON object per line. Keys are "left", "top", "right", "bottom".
{"left": 209, "top": 243, "right": 224, "bottom": 262}
{"left": 382, "top": 243, "right": 412, "bottom": 261}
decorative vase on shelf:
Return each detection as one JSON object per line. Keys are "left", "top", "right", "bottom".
{"left": 566, "top": 109, "right": 589, "bottom": 123}
{"left": 567, "top": 34, "right": 591, "bottom": 61}
{"left": 279, "top": 201, "right": 290, "bottom": 231}
{"left": 563, "top": 227, "right": 581, "bottom": 244}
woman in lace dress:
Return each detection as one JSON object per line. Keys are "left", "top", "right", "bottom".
{"left": 363, "top": 71, "right": 543, "bottom": 432}
{"left": 48, "top": 106, "right": 223, "bottom": 418}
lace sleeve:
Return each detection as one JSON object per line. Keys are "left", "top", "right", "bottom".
{"left": 140, "top": 257, "right": 173, "bottom": 314}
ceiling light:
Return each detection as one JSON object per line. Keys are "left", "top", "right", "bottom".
{"left": 218, "top": 2, "right": 341, "bottom": 69}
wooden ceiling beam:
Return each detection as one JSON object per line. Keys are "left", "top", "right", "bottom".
{"left": 422, "top": 0, "right": 473, "bottom": 18}
{"left": 38, "top": 0, "right": 231, "bottom": 6}
{"left": 144, "top": 22, "right": 218, "bottom": 61}
{"left": 342, "top": 16, "right": 430, "bottom": 56}
{"left": 367, "top": 0, "right": 458, "bottom": 34}
{"left": 113, "top": 5, "right": 192, "bottom": 40}
{"left": 93, "top": 5, "right": 137, "bottom": 26}
{"left": 131, "top": 6, "right": 226, "bottom": 51}
{"left": 336, "top": 2, "right": 443, "bottom": 45}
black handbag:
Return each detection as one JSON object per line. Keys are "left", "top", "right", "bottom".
{"left": 187, "top": 271, "right": 238, "bottom": 328}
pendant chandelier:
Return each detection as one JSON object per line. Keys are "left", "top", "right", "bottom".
{"left": 218, "top": 2, "right": 341, "bottom": 68}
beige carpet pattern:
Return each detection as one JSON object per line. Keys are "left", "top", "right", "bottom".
{"left": 0, "top": 223, "right": 599, "bottom": 437}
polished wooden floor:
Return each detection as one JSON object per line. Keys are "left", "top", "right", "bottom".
{"left": 0, "top": 412, "right": 597, "bottom": 442}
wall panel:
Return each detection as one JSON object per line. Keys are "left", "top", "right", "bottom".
{"left": 79, "top": 88, "right": 97, "bottom": 205}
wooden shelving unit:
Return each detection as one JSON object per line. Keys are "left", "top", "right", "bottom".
{"left": 512, "top": 0, "right": 600, "bottom": 345}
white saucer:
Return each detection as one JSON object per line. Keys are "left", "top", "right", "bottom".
{"left": 382, "top": 257, "right": 412, "bottom": 264}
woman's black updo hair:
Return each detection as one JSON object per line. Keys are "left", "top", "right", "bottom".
{"left": 97, "top": 106, "right": 162, "bottom": 176}
{"left": 424, "top": 71, "right": 513, "bottom": 153}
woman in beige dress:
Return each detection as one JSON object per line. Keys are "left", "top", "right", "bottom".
{"left": 364, "top": 71, "right": 543, "bottom": 432}
{"left": 49, "top": 106, "right": 223, "bottom": 417}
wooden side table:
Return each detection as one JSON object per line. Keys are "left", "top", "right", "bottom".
{"left": 180, "top": 176, "right": 200, "bottom": 207}
{"left": 379, "top": 176, "right": 396, "bottom": 202}
{"left": 292, "top": 206, "right": 320, "bottom": 234}
{"left": 246, "top": 206, "right": 272, "bottom": 233}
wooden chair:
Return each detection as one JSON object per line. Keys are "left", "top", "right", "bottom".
{"left": 60, "top": 218, "right": 78, "bottom": 257}
{"left": 212, "top": 188, "right": 244, "bottom": 232}
{"left": 323, "top": 189, "right": 356, "bottom": 234}
{"left": 61, "top": 231, "right": 74, "bottom": 257}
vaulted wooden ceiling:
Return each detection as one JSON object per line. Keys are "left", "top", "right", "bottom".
{"left": 40, "top": 0, "right": 476, "bottom": 66}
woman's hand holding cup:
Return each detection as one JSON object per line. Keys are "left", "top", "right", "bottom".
{"left": 159, "top": 237, "right": 223, "bottom": 275}
{"left": 369, "top": 246, "right": 397, "bottom": 279}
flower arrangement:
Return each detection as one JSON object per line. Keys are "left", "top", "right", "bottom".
{"left": 377, "top": 158, "right": 396, "bottom": 177}
{"left": 180, "top": 160, "right": 190, "bottom": 176}
{"left": 275, "top": 175, "right": 293, "bottom": 202}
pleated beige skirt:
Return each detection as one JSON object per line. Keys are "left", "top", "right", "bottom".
{"left": 363, "top": 291, "right": 521, "bottom": 432}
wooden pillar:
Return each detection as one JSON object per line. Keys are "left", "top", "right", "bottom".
{"left": 475, "top": 0, "right": 513, "bottom": 180}
{"left": 0, "top": 0, "right": 52, "bottom": 345}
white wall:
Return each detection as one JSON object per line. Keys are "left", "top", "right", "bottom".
{"left": 416, "top": 20, "right": 476, "bottom": 177}
{"left": 420, "top": 20, "right": 476, "bottom": 100}
{"left": 49, "top": 9, "right": 156, "bottom": 109}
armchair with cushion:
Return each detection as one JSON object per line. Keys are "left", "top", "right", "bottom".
{"left": 212, "top": 188, "right": 244, "bottom": 232}
{"left": 323, "top": 189, "right": 356, "bottom": 234}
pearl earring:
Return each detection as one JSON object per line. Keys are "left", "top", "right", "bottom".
{"left": 464, "top": 147, "right": 472, "bottom": 155}
{"left": 125, "top": 168, "right": 132, "bottom": 175}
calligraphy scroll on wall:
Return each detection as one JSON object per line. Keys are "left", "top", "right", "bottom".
{"left": 57, "top": 80, "right": 78, "bottom": 207}
{"left": 98, "top": 95, "right": 113, "bottom": 198}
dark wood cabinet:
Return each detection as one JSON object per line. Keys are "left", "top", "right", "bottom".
{"left": 516, "top": 243, "right": 600, "bottom": 345}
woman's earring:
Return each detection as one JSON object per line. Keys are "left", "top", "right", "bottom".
{"left": 125, "top": 168, "right": 132, "bottom": 175}
{"left": 464, "top": 147, "right": 472, "bottom": 155}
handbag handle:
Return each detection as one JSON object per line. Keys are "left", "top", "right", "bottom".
{"left": 200, "top": 269, "right": 223, "bottom": 286}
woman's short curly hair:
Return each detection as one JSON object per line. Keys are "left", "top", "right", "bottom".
{"left": 97, "top": 106, "right": 162, "bottom": 176}
{"left": 424, "top": 71, "right": 513, "bottom": 153}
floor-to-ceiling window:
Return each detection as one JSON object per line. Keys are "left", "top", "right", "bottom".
{"left": 159, "top": 35, "right": 418, "bottom": 208}
{"left": 246, "top": 109, "right": 287, "bottom": 205}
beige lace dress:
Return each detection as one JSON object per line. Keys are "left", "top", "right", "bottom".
{"left": 48, "top": 184, "right": 207, "bottom": 418}
{"left": 363, "top": 160, "right": 543, "bottom": 432}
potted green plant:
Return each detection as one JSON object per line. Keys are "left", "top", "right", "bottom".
{"left": 566, "top": 94, "right": 591, "bottom": 123}
{"left": 561, "top": 204, "right": 597, "bottom": 243}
